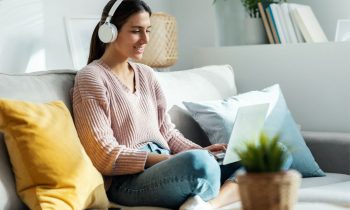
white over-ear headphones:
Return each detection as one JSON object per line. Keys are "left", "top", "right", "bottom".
{"left": 98, "top": 0, "right": 123, "bottom": 43}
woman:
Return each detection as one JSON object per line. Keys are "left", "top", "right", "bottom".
{"left": 72, "top": 0, "right": 241, "bottom": 209}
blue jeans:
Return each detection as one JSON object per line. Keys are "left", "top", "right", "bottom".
{"left": 107, "top": 143, "right": 241, "bottom": 209}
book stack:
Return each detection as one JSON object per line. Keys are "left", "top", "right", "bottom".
{"left": 258, "top": 2, "right": 328, "bottom": 44}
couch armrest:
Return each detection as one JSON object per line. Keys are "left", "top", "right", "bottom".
{"left": 302, "top": 131, "right": 350, "bottom": 175}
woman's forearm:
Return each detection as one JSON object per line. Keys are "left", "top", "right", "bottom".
{"left": 145, "top": 153, "right": 171, "bottom": 168}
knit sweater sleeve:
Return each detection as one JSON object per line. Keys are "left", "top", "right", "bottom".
{"left": 72, "top": 69, "right": 147, "bottom": 175}
{"left": 150, "top": 70, "right": 202, "bottom": 153}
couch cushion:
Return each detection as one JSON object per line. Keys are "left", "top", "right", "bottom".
{"left": 299, "top": 180, "right": 350, "bottom": 207}
{"left": 0, "top": 70, "right": 76, "bottom": 111}
{"left": 0, "top": 99, "right": 109, "bottom": 209}
{"left": 302, "top": 131, "right": 350, "bottom": 175}
{"left": 155, "top": 65, "right": 237, "bottom": 110}
{"left": 168, "top": 106, "right": 211, "bottom": 147}
{"left": 301, "top": 173, "right": 350, "bottom": 188}
{"left": 0, "top": 134, "right": 25, "bottom": 210}
{"left": 156, "top": 65, "right": 236, "bottom": 146}
{"left": 0, "top": 70, "right": 76, "bottom": 209}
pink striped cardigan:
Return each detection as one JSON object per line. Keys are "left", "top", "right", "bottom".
{"left": 72, "top": 60, "right": 201, "bottom": 179}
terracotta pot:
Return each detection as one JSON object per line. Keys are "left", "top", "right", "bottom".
{"left": 236, "top": 170, "right": 301, "bottom": 210}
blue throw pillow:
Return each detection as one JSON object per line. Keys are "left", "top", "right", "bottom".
{"left": 278, "top": 142, "right": 293, "bottom": 170}
{"left": 183, "top": 84, "right": 325, "bottom": 177}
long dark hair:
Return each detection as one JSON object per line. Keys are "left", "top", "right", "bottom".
{"left": 87, "top": 0, "right": 152, "bottom": 64}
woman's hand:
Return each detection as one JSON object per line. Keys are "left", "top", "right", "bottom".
{"left": 203, "top": 144, "right": 227, "bottom": 154}
{"left": 145, "top": 153, "right": 171, "bottom": 168}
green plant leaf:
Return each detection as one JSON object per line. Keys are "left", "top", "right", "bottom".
{"left": 235, "top": 132, "right": 286, "bottom": 173}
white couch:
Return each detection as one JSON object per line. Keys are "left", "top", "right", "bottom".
{"left": 0, "top": 65, "right": 350, "bottom": 210}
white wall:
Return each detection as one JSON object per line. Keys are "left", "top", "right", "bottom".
{"left": 43, "top": 0, "right": 108, "bottom": 70}
{"left": 169, "top": 0, "right": 216, "bottom": 71}
{"left": 0, "top": 0, "right": 170, "bottom": 73}
{"left": 1, "top": 0, "right": 349, "bottom": 72}
{"left": 0, "top": 0, "right": 45, "bottom": 73}
{"left": 145, "top": 0, "right": 171, "bottom": 12}
{"left": 44, "top": 0, "right": 170, "bottom": 70}
{"left": 37, "top": 0, "right": 216, "bottom": 71}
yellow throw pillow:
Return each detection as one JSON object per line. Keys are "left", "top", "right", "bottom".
{"left": 0, "top": 99, "right": 109, "bottom": 210}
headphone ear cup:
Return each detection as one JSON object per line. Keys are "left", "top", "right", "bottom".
{"left": 98, "top": 22, "right": 118, "bottom": 43}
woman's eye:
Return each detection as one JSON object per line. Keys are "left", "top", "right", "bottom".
{"left": 131, "top": 30, "right": 151, "bottom": 34}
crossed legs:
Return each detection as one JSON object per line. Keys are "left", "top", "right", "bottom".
{"left": 107, "top": 149, "right": 241, "bottom": 209}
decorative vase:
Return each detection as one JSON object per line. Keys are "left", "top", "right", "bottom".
{"left": 237, "top": 170, "right": 301, "bottom": 210}
{"left": 243, "top": 17, "right": 267, "bottom": 45}
{"left": 214, "top": 0, "right": 245, "bottom": 46}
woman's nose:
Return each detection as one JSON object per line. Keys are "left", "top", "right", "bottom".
{"left": 140, "top": 31, "right": 149, "bottom": 44}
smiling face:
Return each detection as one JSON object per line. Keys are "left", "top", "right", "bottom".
{"left": 110, "top": 11, "right": 151, "bottom": 61}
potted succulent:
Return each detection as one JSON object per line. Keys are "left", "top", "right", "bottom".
{"left": 235, "top": 133, "right": 301, "bottom": 210}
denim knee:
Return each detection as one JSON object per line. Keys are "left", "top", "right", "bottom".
{"left": 179, "top": 150, "right": 221, "bottom": 200}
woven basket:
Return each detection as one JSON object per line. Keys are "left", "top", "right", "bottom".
{"left": 139, "top": 12, "right": 177, "bottom": 68}
{"left": 237, "top": 170, "right": 301, "bottom": 210}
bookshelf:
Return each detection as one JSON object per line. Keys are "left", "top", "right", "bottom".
{"left": 193, "top": 42, "right": 350, "bottom": 133}
{"left": 258, "top": 2, "right": 328, "bottom": 44}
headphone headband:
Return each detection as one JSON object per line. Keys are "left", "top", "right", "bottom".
{"left": 106, "top": 0, "right": 123, "bottom": 22}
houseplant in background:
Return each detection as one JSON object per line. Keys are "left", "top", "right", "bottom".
{"left": 213, "top": 0, "right": 286, "bottom": 45}
{"left": 241, "top": 0, "right": 287, "bottom": 18}
{"left": 235, "top": 132, "right": 301, "bottom": 210}
{"left": 241, "top": 0, "right": 286, "bottom": 44}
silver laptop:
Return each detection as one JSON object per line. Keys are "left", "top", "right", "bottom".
{"left": 215, "top": 103, "right": 269, "bottom": 165}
